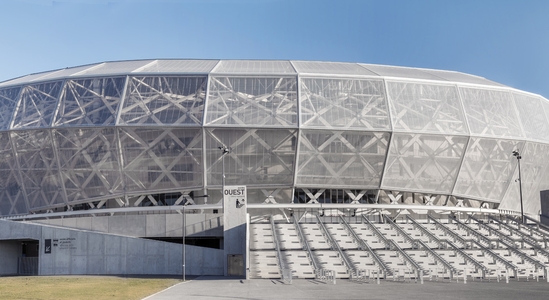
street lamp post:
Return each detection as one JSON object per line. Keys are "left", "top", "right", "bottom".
{"left": 218, "top": 146, "right": 230, "bottom": 198}
{"left": 512, "top": 150, "right": 525, "bottom": 223}
{"left": 182, "top": 206, "right": 185, "bottom": 281}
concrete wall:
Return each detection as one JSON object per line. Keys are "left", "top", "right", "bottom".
{"left": 0, "top": 241, "right": 20, "bottom": 275}
{"left": 0, "top": 219, "right": 223, "bottom": 276}
{"left": 30, "top": 213, "right": 223, "bottom": 238}
{"left": 223, "top": 187, "right": 247, "bottom": 276}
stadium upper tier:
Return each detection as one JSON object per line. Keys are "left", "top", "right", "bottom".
{"left": 0, "top": 59, "right": 547, "bottom": 217}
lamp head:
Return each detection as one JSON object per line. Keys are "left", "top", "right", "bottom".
{"left": 218, "top": 146, "right": 230, "bottom": 154}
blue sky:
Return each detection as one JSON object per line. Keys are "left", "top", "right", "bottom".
{"left": 1, "top": 0, "right": 548, "bottom": 97}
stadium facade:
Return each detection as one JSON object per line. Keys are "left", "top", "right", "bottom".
{"left": 1, "top": 59, "right": 549, "bottom": 278}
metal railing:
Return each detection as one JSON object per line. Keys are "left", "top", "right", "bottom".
{"left": 498, "top": 239, "right": 548, "bottom": 281}
{"left": 315, "top": 268, "right": 336, "bottom": 284}
{"left": 363, "top": 215, "right": 424, "bottom": 282}
{"left": 293, "top": 216, "right": 319, "bottom": 271}
{"left": 388, "top": 239, "right": 424, "bottom": 283}
{"left": 18, "top": 257, "right": 38, "bottom": 275}
{"left": 470, "top": 216, "right": 548, "bottom": 281}
{"left": 451, "top": 217, "right": 518, "bottom": 276}
{"left": 501, "top": 215, "right": 549, "bottom": 247}
{"left": 523, "top": 215, "right": 549, "bottom": 235}
{"left": 406, "top": 215, "right": 444, "bottom": 248}
{"left": 427, "top": 215, "right": 469, "bottom": 246}
{"left": 471, "top": 239, "right": 518, "bottom": 278}
{"left": 315, "top": 215, "right": 356, "bottom": 274}
{"left": 271, "top": 216, "right": 292, "bottom": 284}
{"left": 339, "top": 216, "right": 391, "bottom": 277}
{"left": 415, "top": 239, "right": 456, "bottom": 280}
{"left": 443, "top": 239, "right": 487, "bottom": 278}
{"left": 384, "top": 215, "right": 419, "bottom": 246}
{"left": 362, "top": 215, "right": 392, "bottom": 249}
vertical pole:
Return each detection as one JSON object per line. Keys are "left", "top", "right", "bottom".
{"left": 517, "top": 156, "right": 524, "bottom": 224}
{"left": 222, "top": 150, "right": 225, "bottom": 192}
{"left": 183, "top": 206, "right": 186, "bottom": 281}
{"left": 513, "top": 150, "right": 524, "bottom": 223}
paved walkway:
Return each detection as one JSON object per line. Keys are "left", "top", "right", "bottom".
{"left": 145, "top": 276, "right": 549, "bottom": 300}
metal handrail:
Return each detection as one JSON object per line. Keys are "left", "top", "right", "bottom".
{"left": 502, "top": 215, "right": 549, "bottom": 244}
{"left": 451, "top": 217, "right": 518, "bottom": 276}
{"left": 477, "top": 216, "right": 549, "bottom": 271}
{"left": 293, "top": 216, "right": 320, "bottom": 271}
{"left": 470, "top": 239, "right": 518, "bottom": 277}
{"left": 443, "top": 239, "right": 487, "bottom": 277}
{"left": 271, "top": 216, "right": 291, "bottom": 283}
{"left": 415, "top": 239, "right": 456, "bottom": 275}
{"left": 339, "top": 216, "right": 391, "bottom": 276}
{"left": 389, "top": 239, "right": 424, "bottom": 283}
{"left": 523, "top": 215, "right": 549, "bottom": 234}
{"left": 498, "top": 239, "right": 547, "bottom": 271}
{"left": 362, "top": 215, "right": 391, "bottom": 249}
{"left": 427, "top": 215, "right": 469, "bottom": 246}
{"left": 389, "top": 239, "right": 423, "bottom": 272}
{"left": 405, "top": 215, "right": 444, "bottom": 248}
{"left": 383, "top": 215, "right": 419, "bottom": 246}
{"left": 487, "top": 215, "right": 539, "bottom": 242}
{"left": 491, "top": 216, "right": 549, "bottom": 258}
{"left": 315, "top": 215, "right": 356, "bottom": 273}
{"left": 466, "top": 215, "right": 517, "bottom": 246}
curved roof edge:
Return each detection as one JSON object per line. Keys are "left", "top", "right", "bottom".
{"left": 0, "top": 59, "right": 506, "bottom": 89}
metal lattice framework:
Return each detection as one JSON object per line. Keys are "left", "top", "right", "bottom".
{"left": 0, "top": 59, "right": 547, "bottom": 217}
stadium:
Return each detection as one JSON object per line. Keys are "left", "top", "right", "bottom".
{"left": 0, "top": 59, "right": 549, "bottom": 282}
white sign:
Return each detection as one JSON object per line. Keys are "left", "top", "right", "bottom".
{"left": 223, "top": 185, "right": 247, "bottom": 208}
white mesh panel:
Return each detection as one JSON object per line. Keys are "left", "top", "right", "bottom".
{"left": 296, "top": 130, "right": 389, "bottom": 188}
{"left": 212, "top": 60, "right": 295, "bottom": 74}
{"left": 382, "top": 133, "right": 467, "bottom": 193}
{"left": 205, "top": 77, "right": 297, "bottom": 127}
{"left": 300, "top": 78, "right": 390, "bottom": 130}
{"left": 460, "top": 87, "right": 523, "bottom": 138}
{"left": 387, "top": 81, "right": 468, "bottom": 134}
{"left": 454, "top": 137, "right": 523, "bottom": 202}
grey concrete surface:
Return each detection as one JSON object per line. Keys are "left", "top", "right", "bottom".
{"left": 0, "top": 241, "right": 20, "bottom": 275}
{"left": 146, "top": 277, "right": 549, "bottom": 300}
{"left": 31, "top": 214, "right": 223, "bottom": 238}
{"left": 0, "top": 219, "right": 223, "bottom": 276}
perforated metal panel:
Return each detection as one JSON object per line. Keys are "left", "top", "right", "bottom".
{"left": 387, "top": 81, "right": 468, "bottom": 134}
{"left": 300, "top": 77, "right": 390, "bottom": 130}
{"left": 55, "top": 127, "right": 123, "bottom": 203}
{"left": 0, "top": 87, "right": 21, "bottom": 130}
{"left": 424, "top": 69, "right": 506, "bottom": 87}
{"left": 54, "top": 77, "right": 126, "bottom": 127}
{"left": 382, "top": 133, "right": 467, "bottom": 193}
{"left": 460, "top": 87, "right": 523, "bottom": 138}
{"left": 205, "top": 77, "right": 297, "bottom": 127}
{"left": 212, "top": 60, "right": 295, "bottom": 74}
{"left": 292, "top": 61, "right": 377, "bottom": 76}
{"left": 12, "top": 81, "right": 63, "bottom": 129}
{"left": 453, "top": 137, "right": 522, "bottom": 202}
{"left": 0, "top": 132, "right": 26, "bottom": 215}
{"left": 296, "top": 130, "right": 389, "bottom": 188}
{"left": 72, "top": 60, "right": 155, "bottom": 76}
{"left": 360, "top": 64, "right": 443, "bottom": 81}
{"left": 119, "top": 76, "right": 206, "bottom": 126}
{"left": 119, "top": 127, "right": 203, "bottom": 191}
{"left": 205, "top": 128, "right": 296, "bottom": 187}
{"left": 512, "top": 92, "right": 549, "bottom": 142}
{"left": 11, "top": 129, "right": 65, "bottom": 210}
{"left": 134, "top": 60, "right": 219, "bottom": 73}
